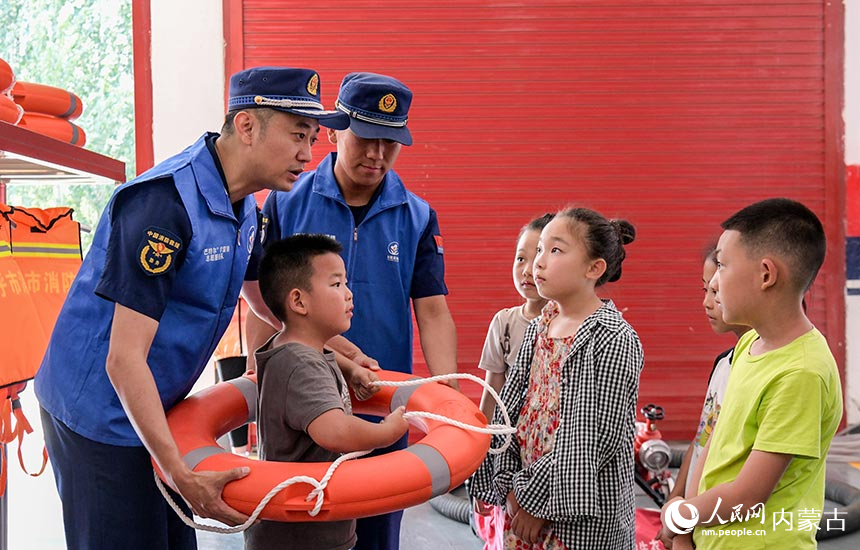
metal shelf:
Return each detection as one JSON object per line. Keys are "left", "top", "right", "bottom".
{"left": 0, "top": 122, "right": 126, "bottom": 189}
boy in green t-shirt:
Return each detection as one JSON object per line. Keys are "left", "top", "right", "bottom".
{"left": 660, "top": 198, "right": 843, "bottom": 550}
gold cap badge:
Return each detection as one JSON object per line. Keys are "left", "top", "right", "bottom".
{"left": 378, "top": 93, "right": 397, "bottom": 113}
{"left": 307, "top": 73, "right": 319, "bottom": 96}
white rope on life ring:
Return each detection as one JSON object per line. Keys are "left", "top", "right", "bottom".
{"left": 155, "top": 372, "right": 514, "bottom": 534}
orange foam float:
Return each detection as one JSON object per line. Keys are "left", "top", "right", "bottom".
{"left": 0, "top": 58, "right": 13, "bottom": 94}
{"left": 18, "top": 112, "right": 86, "bottom": 146}
{"left": 156, "top": 370, "right": 490, "bottom": 522}
{"left": 0, "top": 95, "right": 22, "bottom": 125}
{"left": 11, "top": 81, "right": 83, "bottom": 120}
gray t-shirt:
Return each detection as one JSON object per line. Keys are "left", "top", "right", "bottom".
{"left": 244, "top": 339, "right": 355, "bottom": 550}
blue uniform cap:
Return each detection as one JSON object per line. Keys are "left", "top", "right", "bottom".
{"left": 335, "top": 72, "right": 413, "bottom": 146}
{"left": 228, "top": 67, "right": 349, "bottom": 130}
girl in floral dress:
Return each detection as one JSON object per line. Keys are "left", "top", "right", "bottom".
{"left": 470, "top": 207, "right": 644, "bottom": 549}
{"left": 471, "top": 213, "right": 554, "bottom": 549}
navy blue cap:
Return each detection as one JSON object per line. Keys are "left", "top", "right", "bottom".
{"left": 228, "top": 67, "right": 349, "bottom": 130}
{"left": 335, "top": 72, "right": 413, "bottom": 146}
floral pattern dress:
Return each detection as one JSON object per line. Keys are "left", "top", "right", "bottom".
{"left": 495, "top": 302, "right": 572, "bottom": 550}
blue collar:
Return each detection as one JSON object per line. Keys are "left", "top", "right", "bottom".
{"left": 192, "top": 133, "right": 256, "bottom": 222}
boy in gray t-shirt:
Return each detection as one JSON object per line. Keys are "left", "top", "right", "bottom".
{"left": 245, "top": 234, "right": 409, "bottom": 550}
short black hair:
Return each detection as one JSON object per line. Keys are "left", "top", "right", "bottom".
{"left": 220, "top": 108, "right": 275, "bottom": 135}
{"left": 258, "top": 234, "right": 343, "bottom": 323}
{"left": 721, "top": 198, "right": 825, "bottom": 292}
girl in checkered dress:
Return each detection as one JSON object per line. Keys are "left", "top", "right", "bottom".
{"left": 469, "top": 207, "right": 644, "bottom": 549}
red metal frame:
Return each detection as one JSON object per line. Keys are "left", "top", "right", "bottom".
{"left": 132, "top": 0, "right": 154, "bottom": 175}
{"left": 824, "top": 0, "right": 847, "bottom": 390}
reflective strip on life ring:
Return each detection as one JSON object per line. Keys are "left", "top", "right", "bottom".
{"left": 0, "top": 58, "right": 13, "bottom": 94}
{"left": 0, "top": 94, "right": 23, "bottom": 125}
{"left": 18, "top": 113, "right": 86, "bottom": 147}
{"left": 11, "top": 81, "right": 83, "bottom": 120}
{"left": 157, "top": 370, "right": 490, "bottom": 522}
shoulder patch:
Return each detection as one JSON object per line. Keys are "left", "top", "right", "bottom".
{"left": 434, "top": 235, "right": 444, "bottom": 254}
{"left": 138, "top": 226, "right": 183, "bottom": 276}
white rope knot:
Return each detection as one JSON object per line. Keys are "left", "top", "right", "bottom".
{"left": 155, "top": 371, "right": 513, "bottom": 533}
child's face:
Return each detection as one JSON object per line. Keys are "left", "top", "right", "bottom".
{"left": 305, "top": 252, "right": 353, "bottom": 335}
{"left": 512, "top": 228, "right": 542, "bottom": 302}
{"left": 712, "top": 229, "right": 757, "bottom": 326}
{"left": 533, "top": 217, "right": 600, "bottom": 302}
{"left": 702, "top": 258, "right": 738, "bottom": 334}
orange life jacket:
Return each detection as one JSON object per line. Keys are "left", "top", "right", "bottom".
{"left": 0, "top": 203, "right": 81, "bottom": 495}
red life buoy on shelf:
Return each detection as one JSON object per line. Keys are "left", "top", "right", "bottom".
{"left": 156, "top": 370, "right": 490, "bottom": 522}
{"left": 18, "top": 112, "right": 86, "bottom": 146}
{"left": 11, "top": 81, "right": 83, "bottom": 120}
{"left": 0, "top": 58, "right": 13, "bottom": 94}
{"left": 0, "top": 95, "right": 23, "bottom": 125}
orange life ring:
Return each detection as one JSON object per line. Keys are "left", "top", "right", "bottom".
{"left": 0, "top": 58, "right": 13, "bottom": 94}
{"left": 18, "top": 112, "right": 86, "bottom": 147}
{"left": 0, "top": 94, "right": 23, "bottom": 125}
{"left": 11, "top": 81, "right": 83, "bottom": 120}
{"left": 157, "top": 370, "right": 490, "bottom": 522}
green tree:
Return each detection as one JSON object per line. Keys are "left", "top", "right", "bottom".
{"left": 1, "top": 0, "right": 134, "bottom": 251}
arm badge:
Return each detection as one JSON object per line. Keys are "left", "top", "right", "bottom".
{"left": 138, "top": 226, "right": 183, "bottom": 276}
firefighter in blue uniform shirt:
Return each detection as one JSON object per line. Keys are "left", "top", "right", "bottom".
{"left": 244, "top": 72, "right": 459, "bottom": 550}
{"left": 34, "top": 67, "right": 350, "bottom": 550}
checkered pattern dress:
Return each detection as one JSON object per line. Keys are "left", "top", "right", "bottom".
{"left": 468, "top": 300, "right": 644, "bottom": 549}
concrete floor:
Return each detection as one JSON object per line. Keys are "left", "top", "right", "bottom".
{"left": 6, "top": 388, "right": 860, "bottom": 549}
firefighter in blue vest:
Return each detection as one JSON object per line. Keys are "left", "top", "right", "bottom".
{"left": 245, "top": 72, "right": 459, "bottom": 550}
{"left": 34, "top": 67, "right": 350, "bottom": 550}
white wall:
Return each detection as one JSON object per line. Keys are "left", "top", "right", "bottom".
{"left": 149, "top": 1, "right": 226, "bottom": 399}
{"left": 845, "top": 0, "right": 860, "bottom": 425}
{"left": 150, "top": 0, "right": 224, "bottom": 164}
{"left": 847, "top": 1, "right": 859, "bottom": 167}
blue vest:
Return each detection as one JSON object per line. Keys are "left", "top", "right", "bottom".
{"left": 265, "top": 153, "right": 430, "bottom": 373}
{"left": 35, "top": 135, "right": 257, "bottom": 446}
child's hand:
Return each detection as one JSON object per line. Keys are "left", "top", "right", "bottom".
{"left": 348, "top": 363, "right": 380, "bottom": 401}
{"left": 381, "top": 406, "right": 409, "bottom": 444}
{"left": 659, "top": 496, "right": 687, "bottom": 547}
{"left": 505, "top": 491, "right": 521, "bottom": 518}
{"left": 473, "top": 499, "right": 492, "bottom": 516}
{"left": 506, "top": 490, "right": 549, "bottom": 543}
{"left": 669, "top": 532, "right": 693, "bottom": 550}
{"left": 244, "top": 354, "right": 257, "bottom": 376}
{"left": 509, "top": 503, "right": 547, "bottom": 544}
{"left": 655, "top": 526, "right": 675, "bottom": 549}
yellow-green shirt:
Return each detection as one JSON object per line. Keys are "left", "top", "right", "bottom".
{"left": 694, "top": 328, "right": 842, "bottom": 549}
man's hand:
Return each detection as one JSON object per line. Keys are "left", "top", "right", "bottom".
{"left": 171, "top": 467, "right": 251, "bottom": 526}
{"left": 351, "top": 351, "right": 380, "bottom": 371}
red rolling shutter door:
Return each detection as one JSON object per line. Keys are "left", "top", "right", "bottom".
{"left": 233, "top": 0, "right": 843, "bottom": 438}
